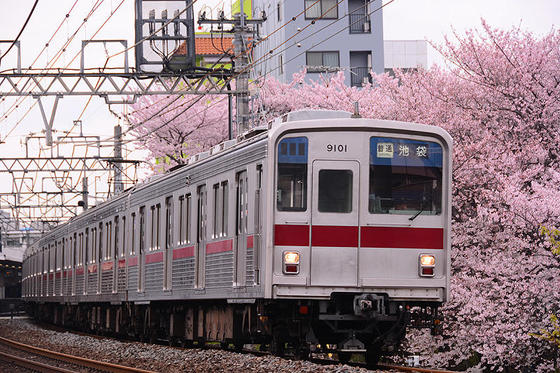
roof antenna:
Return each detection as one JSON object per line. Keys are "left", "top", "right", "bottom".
{"left": 351, "top": 101, "right": 361, "bottom": 118}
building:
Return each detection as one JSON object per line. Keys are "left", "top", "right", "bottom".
{"left": 252, "top": 0, "right": 384, "bottom": 87}
{"left": 0, "top": 211, "right": 42, "bottom": 299}
{"left": 384, "top": 40, "right": 428, "bottom": 76}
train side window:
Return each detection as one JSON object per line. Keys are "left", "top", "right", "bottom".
{"left": 318, "top": 170, "right": 353, "bottom": 213}
{"left": 277, "top": 137, "right": 308, "bottom": 211}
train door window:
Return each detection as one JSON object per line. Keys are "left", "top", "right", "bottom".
{"left": 99, "top": 223, "right": 104, "bottom": 263}
{"left": 221, "top": 181, "right": 228, "bottom": 236}
{"left": 196, "top": 185, "right": 207, "bottom": 288}
{"left": 92, "top": 227, "right": 97, "bottom": 264}
{"left": 85, "top": 228, "right": 89, "bottom": 265}
{"left": 139, "top": 207, "right": 145, "bottom": 254}
{"left": 150, "top": 204, "right": 161, "bottom": 250}
{"left": 131, "top": 213, "right": 136, "bottom": 255}
{"left": 165, "top": 197, "right": 173, "bottom": 250}
{"left": 107, "top": 221, "right": 113, "bottom": 260}
{"left": 121, "top": 216, "right": 126, "bottom": 257}
{"left": 186, "top": 194, "right": 192, "bottom": 243}
{"left": 50, "top": 244, "right": 55, "bottom": 272}
{"left": 73, "top": 233, "right": 77, "bottom": 267}
{"left": 318, "top": 170, "right": 353, "bottom": 213}
{"left": 66, "top": 236, "right": 72, "bottom": 269}
{"left": 213, "top": 183, "right": 220, "bottom": 238}
{"left": 114, "top": 216, "right": 119, "bottom": 259}
{"left": 277, "top": 137, "right": 308, "bottom": 211}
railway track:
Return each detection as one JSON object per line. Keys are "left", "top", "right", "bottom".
{"left": 377, "top": 363, "right": 459, "bottom": 373}
{"left": 0, "top": 336, "right": 155, "bottom": 373}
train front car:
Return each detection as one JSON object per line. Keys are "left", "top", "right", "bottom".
{"left": 266, "top": 111, "right": 452, "bottom": 364}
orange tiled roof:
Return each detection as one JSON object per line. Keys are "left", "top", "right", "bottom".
{"left": 175, "top": 35, "right": 234, "bottom": 56}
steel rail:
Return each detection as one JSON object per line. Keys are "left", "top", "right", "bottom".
{"left": 0, "top": 350, "right": 76, "bottom": 373}
{"left": 0, "top": 336, "right": 156, "bottom": 373}
{"left": 378, "top": 363, "right": 460, "bottom": 373}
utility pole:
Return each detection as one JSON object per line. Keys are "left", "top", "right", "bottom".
{"left": 113, "top": 125, "right": 123, "bottom": 195}
{"left": 198, "top": 1, "right": 266, "bottom": 135}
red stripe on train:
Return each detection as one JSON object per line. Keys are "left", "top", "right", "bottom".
{"left": 274, "top": 225, "right": 309, "bottom": 246}
{"left": 128, "top": 257, "right": 138, "bottom": 267}
{"left": 206, "top": 239, "right": 233, "bottom": 254}
{"left": 102, "top": 262, "right": 114, "bottom": 272}
{"left": 146, "top": 252, "right": 164, "bottom": 264}
{"left": 274, "top": 224, "right": 444, "bottom": 249}
{"left": 118, "top": 259, "right": 126, "bottom": 269}
{"left": 247, "top": 235, "right": 254, "bottom": 249}
{"left": 312, "top": 226, "right": 358, "bottom": 247}
{"left": 173, "top": 245, "right": 195, "bottom": 259}
{"left": 361, "top": 226, "right": 444, "bottom": 249}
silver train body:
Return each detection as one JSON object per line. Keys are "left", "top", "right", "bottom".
{"left": 22, "top": 110, "right": 452, "bottom": 363}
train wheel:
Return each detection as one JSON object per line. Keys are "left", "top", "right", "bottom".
{"left": 365, "top": 344, "right": 381, "bottom": 369}
{"left": 338, "top": 352, "right": 351, "bottom": 364}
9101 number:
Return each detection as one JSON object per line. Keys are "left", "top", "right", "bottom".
{"left": 326, "top": 144, "right": 348, "bottom": 152}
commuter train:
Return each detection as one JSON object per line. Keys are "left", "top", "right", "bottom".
{"left": 22, "top": 110, "right": 452, "bottom": 366}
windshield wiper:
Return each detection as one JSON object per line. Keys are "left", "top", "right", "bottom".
{"left": 409, "top": 202, "right": 424, "bottom": 221}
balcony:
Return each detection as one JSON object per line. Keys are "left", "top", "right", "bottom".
{"left": 348, "top": 13, "right": 371, "bottom": 34}
{"left": 350, "top": 67, "right": 372, "bottom": 87}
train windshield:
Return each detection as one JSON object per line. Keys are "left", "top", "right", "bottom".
{"left": 277, "top": 137, "right": 308, "bottom": 211}
{"left": 369, "top": 137, "right": 442, "bottom": 216}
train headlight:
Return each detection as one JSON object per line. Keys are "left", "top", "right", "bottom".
{"left": 283, "top": 251, "right": 300, "bottom": 274}
{"left": 419, "top": 254, "right": 435, "bottom": 277}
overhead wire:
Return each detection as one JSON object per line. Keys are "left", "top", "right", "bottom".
{"left": 121, "top": 0, "right": 397, "bottom": 149}
{"left": 0, "top": 0, "right": 106, "bottom": 135}
{"left": 114, "top": 0, "right": 337, "bottom": 146}
{"left": 1, "top": 0, "right": 120, "bottom": 141}
{"left": 0, "top": 0, "right": 40, "bottom": 63}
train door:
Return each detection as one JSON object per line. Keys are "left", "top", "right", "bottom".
{"left": 196, "top": 185, "right": 207, "bottom": 288}
{"left": 164, "top": 196, "right": 173, "bottom": 290}
{"left": 235, "top": 170, "right": 248, "bottom": 287}
{"left": 139, "top": 206, "right": 146, "bottom": 292}
{"left": 310, "top": 160, "right": 360, "bottom": 286}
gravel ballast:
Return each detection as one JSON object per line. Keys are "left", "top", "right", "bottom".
{"left": 0, "top": 318, "right": 389, "bottom": 372}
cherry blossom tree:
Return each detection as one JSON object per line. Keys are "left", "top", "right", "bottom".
{"left": 129, "top": 20, "right": 560, "bottom": 371}
{"left": 259, "top": 21, "right": 560, "bottom": 371}
{"left": 127, "top": 94, "right": 229, "bottom": 172}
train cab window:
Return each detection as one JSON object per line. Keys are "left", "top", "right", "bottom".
{"left": 369, "top": 137, "right": 443, "bottom": 216}
{"left": 277, "top": 137, "right": 308, "bottom": 211}
{"left": 318, "top": 170, "right": 353, "bottom": 213}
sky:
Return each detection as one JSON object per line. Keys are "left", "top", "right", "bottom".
{"left": 0, "top": 0, "right": 558, "bottom": 221}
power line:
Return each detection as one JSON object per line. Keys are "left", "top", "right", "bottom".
{"left": 0, "top": 0, "right": 40, "bottom": 62}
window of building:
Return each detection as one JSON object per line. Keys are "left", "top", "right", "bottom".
{"left": 277, "top": 2, "right": 281, "bottom": 22}
{"left": 279, "top": 54, "right": 283, "bottom": 74}
{"left": 305, "top": 0, "right": 338, "bottom": 19}
{"left": 306, "top": 51, "right": 339, "bottom": 72}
